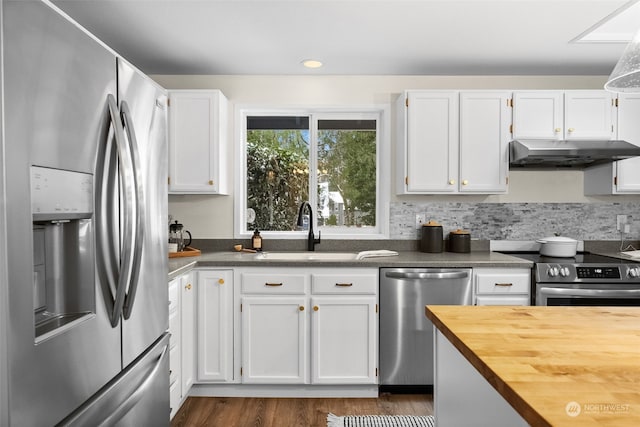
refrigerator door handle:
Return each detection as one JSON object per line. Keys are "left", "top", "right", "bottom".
{"left": 98, "top": 94, "right": 137, "bottom": 327}
{"left": 120, "top": 101, "right": 145, "bottom": 320}
{"left": 97, "top": 342, "right": 168, "bottom": 426}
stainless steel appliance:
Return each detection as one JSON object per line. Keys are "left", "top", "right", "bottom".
{"left": 509, "top": 139, "right": 640, "bottom": 168}
{"left": 499, "top": 251, "right": 640, "bottom": 306}
{"left": 379, "top": 268, "right": 472, "bottom": 389}
{"left": 531, "top": 253, "right": 640, "bottom": 306}
{"left": 3, "top": 1, "right": 169, "bottom": 425}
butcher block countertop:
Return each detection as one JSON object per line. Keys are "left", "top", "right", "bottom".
{"left": 425, "top": 305, "right": 640, "bottom": 427}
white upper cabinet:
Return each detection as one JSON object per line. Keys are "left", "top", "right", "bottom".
{"left": 512, "top": 91, "right": 563, "bottom": 140}
{"left": 397, "top": 90, "right": 509, "bottom": 194}
{"left": 585, "top": 93, "right": 640, "bottom": 195}
{"left": 458, "top": 91, "right": 511, "bottom": 193}
{"left": 512, "top": 90, "right": 615, "bottom": 140}
{"left": 614, "top": 94, "right": 640, "bottom": 193}
{"left": 564, "top": 90, "right": 616, "bottom": 140}
{"left": 168, "top": 90, "right": 228, "bottom": 194}
{"left": 397, "top": 91, "right": 459, "bottom": 194}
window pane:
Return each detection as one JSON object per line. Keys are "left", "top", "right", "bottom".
{"left": 317, "top": 119, "right": 377, "bottom": 229}
{"left": 246, "top": 116, "right": 309, "bottom": 232}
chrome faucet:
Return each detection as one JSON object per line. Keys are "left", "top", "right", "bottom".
{"left": 296, "top": 201, "right": 321, "bottom": 251}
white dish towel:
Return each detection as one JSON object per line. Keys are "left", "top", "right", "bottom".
{"left": 355, "top": 250, "right": 399, "bottom": 260}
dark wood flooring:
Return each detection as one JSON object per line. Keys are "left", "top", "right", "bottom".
{"left": 171, "top": 394, "right": 433, "bottom": 427}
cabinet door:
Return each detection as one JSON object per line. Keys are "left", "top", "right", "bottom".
{"left": 311, "top": 297, "right": 377, "bottom": 384}
{"left": 168, "top": 278, "right": 180, "bottom": 417}
{"left": 459, "top": 92, "right": 511, "bottom": 193}
{"left": 241, "top": 296, "right": 308, "bottom": 384}
{"left": 180, "top": 272, "right": 195, "bottom": 395}
{"left": 512, "top": 91, "right": 563, "bottom": 140}
{"left": 564, "top": 90, "right": 615, "bottom": 140}
{"left": 404, "top": 91, "right": 459, "bottom": 193}
{"left": 615, "top": 94, "right": 640, "bottom": 193}
{"left": 197, "top": 270, "right": 233, "bottom": 382}
{"left": 168, "top": 90, "right": 228, "bottom": 194}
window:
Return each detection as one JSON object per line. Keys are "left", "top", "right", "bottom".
{"left": 237, "top": 108, "right": 388, "bottom": 239}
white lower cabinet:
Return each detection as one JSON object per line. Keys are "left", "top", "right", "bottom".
{"left": 311, "top": 296, "right": 377, "bottom": 384}
{"left": 180, "top": 272, "right": 196, "bottom": 395}
{"left": 474, "top": 268, "right": 531, "bottom": 306}
{"left": 168, "top": 270, "right": 195, "bottom": 420}
{"left": 237, "top": 267, "right": 378, "bottom": 386}
{"left": 241, "top": 296, "right": 308, "bottom": 384}
{"left": 168, "top": 278, "right": 180, "bottom": 420}
{"left": 197, "top": 269, "right": 233, "bottom": 382}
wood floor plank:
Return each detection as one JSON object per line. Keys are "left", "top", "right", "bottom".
{"left": 171, "top": 395, "right": 433, "bottom": 427}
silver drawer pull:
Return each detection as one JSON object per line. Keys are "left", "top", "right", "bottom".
{"left": 336, "top": 283, "right": 353, "bottom": 287}
{"left": 495, "top": 283, "right": 513, "bottom": 287}
{"left": 265, "top": 282, "right": 283, "bottom": 287}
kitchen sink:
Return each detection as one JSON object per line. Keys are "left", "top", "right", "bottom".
{"left": 254, "top": 252, "right": 358, "bottom": 261}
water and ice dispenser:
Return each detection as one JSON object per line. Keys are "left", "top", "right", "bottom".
{"left": 31, "top": 166, "right": 95, "bottom": 342}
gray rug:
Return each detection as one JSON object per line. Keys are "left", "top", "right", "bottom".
{"left": 327, "top": 413, "right": 435, "bottom": 427}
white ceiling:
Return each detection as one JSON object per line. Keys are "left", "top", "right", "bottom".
{"left": 50, "top": 0, "right": 639, "bottom": 76}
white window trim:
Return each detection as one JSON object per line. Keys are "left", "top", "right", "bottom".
{"left": 234, "top": 104, "right": 390, "bottom": 240}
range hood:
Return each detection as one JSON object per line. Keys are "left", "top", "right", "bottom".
{"left": 509, "top": 139, "right": 640, "bottom": 168}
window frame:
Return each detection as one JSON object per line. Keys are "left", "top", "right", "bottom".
{"left": 234, "top": 105, "right": 390, "bottom": 240}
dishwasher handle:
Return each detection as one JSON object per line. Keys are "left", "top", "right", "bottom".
{"left": 384, "top": 271, "right": 469, "bottom": 280}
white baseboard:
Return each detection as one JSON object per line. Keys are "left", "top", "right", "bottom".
{"left": 189, "top": 383, "right": 379, "bottom": 398}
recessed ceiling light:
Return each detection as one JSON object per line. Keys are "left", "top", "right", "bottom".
{"left": 302, "top": 59, "right": 323, "bottom": 69}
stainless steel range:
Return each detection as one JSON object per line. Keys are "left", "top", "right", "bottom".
{"left": 507, "top": 252, "right": 640, "bottom": 306}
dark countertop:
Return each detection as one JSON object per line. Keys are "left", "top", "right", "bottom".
{"left": 168, "top": 250, "right": 533, "bottom": 280}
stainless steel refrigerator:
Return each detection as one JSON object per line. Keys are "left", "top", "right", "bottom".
{"left": 2, "top": 1, "right": 170, "bottom": 425}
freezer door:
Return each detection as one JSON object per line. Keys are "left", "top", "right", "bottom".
{"left": 4, "top": 2, "right": 121, "bottom": 426}
{"left": 118, "top": 59, "right": 169, "bottom": 367}
{"left": 57, "top": 333, "right": 170, "bottom": 427}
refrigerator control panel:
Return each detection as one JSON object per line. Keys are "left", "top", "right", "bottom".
{"left": 31, "top": 166, "right": 93, "bottom": 220}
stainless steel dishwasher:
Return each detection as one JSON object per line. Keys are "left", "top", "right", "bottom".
{"left": 380, "top": 267, "right": 472, "bottom": 390}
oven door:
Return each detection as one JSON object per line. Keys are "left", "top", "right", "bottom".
{"left": 536, "top": 283, "right": 640, "bottom": 306}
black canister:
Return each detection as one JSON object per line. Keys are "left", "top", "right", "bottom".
{"left": 448, "top": 229, "right": 471, "bottom": 253}
{"left": 420, "top": 220, "right": 443, "bottom": 253}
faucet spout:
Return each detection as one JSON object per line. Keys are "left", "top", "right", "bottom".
{"left": 297, "top": 201, "right": 321, "bottom": 251}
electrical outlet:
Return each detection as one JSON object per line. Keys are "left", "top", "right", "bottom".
{"left": 617, "top": 214, "right": 628, "bottom": 231}
{"left": 416, "top": 213, "right": 426, "bottom": 229}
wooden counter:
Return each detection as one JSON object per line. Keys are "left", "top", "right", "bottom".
{"left": 426, "top": 305, "right": 640, "bottom": 427}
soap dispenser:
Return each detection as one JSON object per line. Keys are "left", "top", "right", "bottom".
{"left": 252, "top": 229, "right": 263, "bottom": 251}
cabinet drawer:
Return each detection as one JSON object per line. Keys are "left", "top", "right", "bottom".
{"left": 241, "top": 272, "right": 307, "bottom": 294}
{"left": 169, "top": 377, "right": 180, "bottom": 419}
{"left": 169, "top": 344, "right": 180, "bottom": 385}
{"left": 169, "top": 310, "right": 180, "bottom": 348}
{"left": 312, "top": 272, "right": 377, "bottom": 295}
{"left": 476, "top": 295, "right": 530, "bottom": 306}
{"left": 168, "top": 279, "right": 179, "bottom": 312}
{"left": 476, "top": 272, "right": 530, "bottom": 294}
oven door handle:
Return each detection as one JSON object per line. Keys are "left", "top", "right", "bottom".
{"left": 539, "top": 287, "right": 640, "bottom": 298}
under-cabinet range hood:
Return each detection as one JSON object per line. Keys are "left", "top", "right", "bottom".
{"left": 509, "top": 139, "right": 640, "bottom": 168}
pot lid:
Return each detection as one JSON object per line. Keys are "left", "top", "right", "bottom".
{"left": 423, "top": 220, "right": 441, "bottom": 227}
{"left": 537, "top": 236, "right": 577, "bottom": 243}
